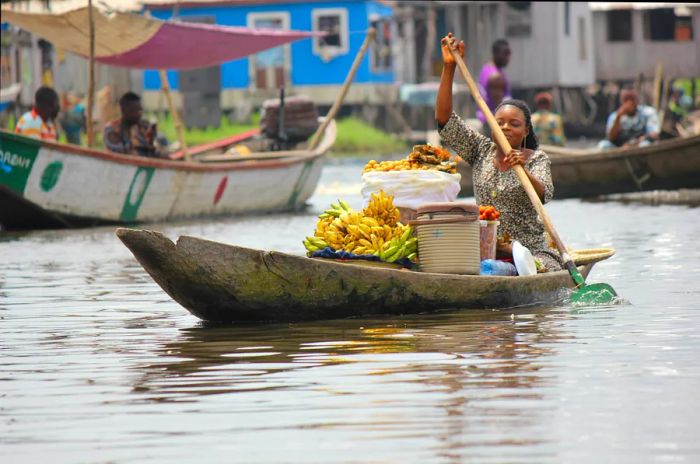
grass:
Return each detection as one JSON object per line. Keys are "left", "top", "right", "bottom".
{"left": 156, "top": 112, "right": 408, "bottom": 156}
{"left": 332, "top": 116, "right": 409, "bottom": 157}
{"left": 153, "top": 112, "right": 259, "bottom": 147}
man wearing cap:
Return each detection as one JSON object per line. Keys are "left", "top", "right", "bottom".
{"left": 531, "top": 92, "right": 566, "bottom": 147}
{"left": 598, "top": 88, "right": 659, "bottom": 149}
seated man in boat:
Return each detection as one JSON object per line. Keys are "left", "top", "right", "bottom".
{"left": 104, "top": 92, "right": 168, "bottom": 158}
{"left": 531, "top": 92, "right": 566, "bottom": 147}
{"left": 14, "top": 86, "right": 60, "bottom": 142}
{"left": 598, "top": 88, "right": 659, "bottom": 150}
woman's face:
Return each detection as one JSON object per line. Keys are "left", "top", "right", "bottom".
{"left": 495, "top": 105, "right": 528, "bottom": 149}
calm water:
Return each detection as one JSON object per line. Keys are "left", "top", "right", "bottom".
{"left": 2, "top": 160, "right": 700, "bottom": 463}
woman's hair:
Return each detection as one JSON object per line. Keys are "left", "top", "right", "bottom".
{"left": 494, "top": 99, "right": 539, "bottom": 150}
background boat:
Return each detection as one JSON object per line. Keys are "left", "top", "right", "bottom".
{"left": 458, "top": 134, "right": 700, "bottom": 199}
{"left": 0, "top": 120, "right": 335, "bottom": 230}
{"left": 0, "top": 6, "right": 348, "bottom": 231}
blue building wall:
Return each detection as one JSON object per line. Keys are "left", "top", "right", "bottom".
{"left": 143, "top": 0, "right": 393, "bottom": 91}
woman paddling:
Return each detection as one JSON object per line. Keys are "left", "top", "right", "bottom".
{"left": 435, "top": 33, "right": 562, "bottom": 272}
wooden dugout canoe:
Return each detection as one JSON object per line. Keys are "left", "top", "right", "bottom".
{"left": 116, "top": 227, "right": 613, "bottom": 324}
{"left": 0, "top": 119, "right": 335, "bottom": 231}
{"left": 458, "top": 134, "right": 700, "bottom": 198}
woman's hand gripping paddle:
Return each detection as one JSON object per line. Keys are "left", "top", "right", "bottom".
{"left": 446, "top": 40, "right": 617, "bottom": 304}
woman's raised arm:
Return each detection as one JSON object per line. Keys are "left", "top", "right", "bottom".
{"left": 435, "top": 33, "right": 464, "bottom": 126}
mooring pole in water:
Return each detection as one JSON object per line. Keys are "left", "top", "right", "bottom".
{"left": 86, "top": 0, "right": 96, "bottom": 148}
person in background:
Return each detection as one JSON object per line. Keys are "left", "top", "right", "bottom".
{"left": 668, "top": 87, "right": 692, "bottom": 125}
{"left": 598, "top": 88, "right": 659, "bottom": 149}
{"left": 477, "top": 38, "right": 512, "bottom": 137}
{"left": 103, "top": 92, "right": 167, "bottom": 158}
{"left": 531, "top": 91, "right": 566, "bottom": 147}
{"left": 15, "top": 86, "right": 60, "bottom": 141}
{"left": 59, "top": 92, "right": 86, "bottom": 145}
{"left": 436, "top": 33, "right": 561, "bottom": 272}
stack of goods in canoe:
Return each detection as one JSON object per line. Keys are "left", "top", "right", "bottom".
{"left": 479, "top": 205, "right": 501, "bottom": 261}
{"left": 361, "top": 145, "right": 463, "bottom": 224}
{"left": 302, "top": 191, "right": 417, "bottom": 265}
{"left": 363, "top": 144, "right": 459, "bottom": 174}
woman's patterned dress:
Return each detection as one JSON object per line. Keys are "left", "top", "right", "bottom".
{"left": 439, "top": 112, "right": 562, "bottom": 271}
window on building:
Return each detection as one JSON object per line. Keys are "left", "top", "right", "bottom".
{"left": 505, "top": 2, "right": 532, "bottom": 38}
{"left": 312, "top": 8, "right": 349, "bottom": 60}
{"left": 564, "top": 2, "right": 570, "bottom": 36}
{"left": 371, "top": 19, "right": 393, "bottom": 73}
{"left": 607, "top": 10, "right": 632, "bottom": 42}
{"left": 643, "top": 8, "right": 694, "bottom": 41}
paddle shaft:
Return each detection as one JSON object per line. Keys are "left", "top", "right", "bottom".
{"left": 448, "top": 48, "right": 573, "bottom": 266}
{"left": 309, "top": 28, "right": 376, "bottom": 150}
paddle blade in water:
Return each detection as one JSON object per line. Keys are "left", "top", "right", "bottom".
{"left": 570, "top": 282, "right": 618, "bottom": 305}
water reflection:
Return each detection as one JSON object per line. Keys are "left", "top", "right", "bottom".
{"left": 135, "top": 308, "right": 569, "bottom": 398}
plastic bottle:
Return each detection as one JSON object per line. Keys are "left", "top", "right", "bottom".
{"left": 480, "top": 259, "right": 518, "bottom": 276}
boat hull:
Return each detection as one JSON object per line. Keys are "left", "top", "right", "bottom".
{"left": 458, "top": 135, "right": 700, "bottom": 198}
{"left": 0, "top": 122, "right": 334, "bottom": 230}
{"left": 117, "top": 228, "right": 597, "bottom": 324}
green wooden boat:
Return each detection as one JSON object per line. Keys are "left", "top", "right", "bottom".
{"left": 116, "top": 228, "right": 615, "bottom": 323}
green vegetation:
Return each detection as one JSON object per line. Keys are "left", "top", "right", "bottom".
{"left": 332, "top": 116, "right": 409, "bottom": 156}
{"left": 153, "top": 112, "right": 258, "bottom": 147}
{"left": 155, "top": 112, "right": 408, "bottom": 156}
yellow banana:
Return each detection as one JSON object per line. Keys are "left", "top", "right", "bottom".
{"left": 383, "top": 224, "right": 393, "bottom": 238}
{"left": 346, "top": 224, "right": 362, "bottom": 239}
{"left": 358, "top": 238, "right": 372, "bottom": 248}
{"left": 353, "top": 246, "right": 366, "bottom": 255}
{"left": 358, "top": 223, "right": 372, "bottom": 239}
{"left": 361, "top": 216, "right": 379, "bottom": 227}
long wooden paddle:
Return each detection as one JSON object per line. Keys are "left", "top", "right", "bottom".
{"left": 448, "top": 45, "right": 617, "bottom": 304}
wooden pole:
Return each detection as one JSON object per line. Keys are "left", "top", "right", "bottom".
{"left": 86, "top": 0, "right": 95, "bottom": 147}
{"left": 160, "top": 2, "right": 189, "bottom": 161}
{"left": 658, "top": 74, "right": 672, "bottom": 134}
{"left": 308, "top": 28, "right": 376, "bottom": 151}
{"left": 159, "top": 69, "right": 189, "bottom": 161}
{"left": 652, "top": 62, "right": 663, "bottom": 112}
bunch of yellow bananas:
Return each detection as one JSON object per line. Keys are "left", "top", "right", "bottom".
{"left": 362, "top": 190, "right": 401, "bottom": 227}
{"left": 303, "top": 193, "right": 417, "bottom": 263}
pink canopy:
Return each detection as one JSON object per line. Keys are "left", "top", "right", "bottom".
{"left": 2, "top": 6, "right": 322, "bottom": 70}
